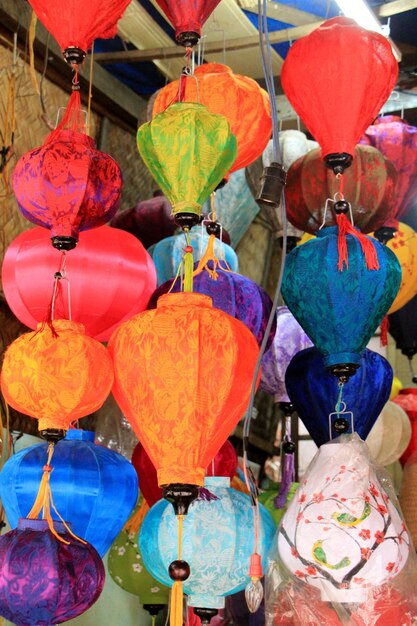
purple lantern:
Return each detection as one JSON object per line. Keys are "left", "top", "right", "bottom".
{"left": 260, "top": 305, "right": 313, "bottom": 400}
{"left": 147, "top": 264, "right": 276, "bottom": 349}
{"left": 0, "top": 518, "right": 105, "bottom": 626}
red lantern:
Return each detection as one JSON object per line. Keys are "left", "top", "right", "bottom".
{"left": 28, "top": 0, "right": 130, "bottom": 62}
{"left": 12, "top": 123, "right": 122, "bottom": 250}
{"left": 360, "top": 116, "right": 417, "bottom": 221}
{"left": 285, "top": 145, "right": 397, "bottom": 234}
{"left": 2, "top": 226, "right": 156, "bottom": 342}
{"left": 153, "top": 63, "right": 271, "bottom": 173}
{"left": 131, "top": 440, "right": 238, "bottom": 507}
{"left": 281, "top": 17, "right": 398, "bottom": 172}
{"left": 154, "top": 0, "right": 222, "bottom": 47}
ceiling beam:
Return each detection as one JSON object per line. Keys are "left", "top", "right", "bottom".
{"left": 378, "top": 0, "right": 417, "bottom": 17}
{"left": 95, "top": 20, "right": 324, "bottom": 64}
{"left": 239, "top": 0, "right": 320, "bottom": 26}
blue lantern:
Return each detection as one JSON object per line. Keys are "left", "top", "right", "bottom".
{"left": 0, "top": 429, "right": 138, "bottom": 556}
{"left": 147, "top": 230, "right": 238, "bottom": 286}
{"left": 139, "top": 476, "right": 275, "bottom": 610}
{"left": 281, "top": 226, "right": 401, "bottom": 381}
{"left": 285, "top": 347, "right": 393, "bottom": 447}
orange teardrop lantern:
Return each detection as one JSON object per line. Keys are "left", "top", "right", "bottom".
{"left": 385, "top": 223, "right": 417, "bottom": 314}
{"left": 109, "top": 293, "right": 259, "bottom": 491}
{"left": 1, "top": 320, "right": 113, "bottom": 438}
{"left": 152, "top": 63, "right": 272, "bottom": 172}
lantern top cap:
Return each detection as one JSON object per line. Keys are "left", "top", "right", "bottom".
{"left": 203, "top": 476, "right": 230, "bottom": 488}
{"left": 46, "top": 129, "right": 95, "bottom": 149}
{"left": 65, "top": 429, "right": 95, "bottom": 442}
{"left": 18, "top": 518, "right": 69, "bottom": 533}
{"left": 35, "top": 319, "right": 87, "bottom": 335}
{"left": 372, "top": 115, "right": 407, "bottom": 126}
{"left": 194, "top": 62, "right": 233, "bottom": 75}
{"left": 156, "top": 292, "right": 213, "bottom": 309}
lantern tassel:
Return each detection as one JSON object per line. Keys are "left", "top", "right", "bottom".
{"left": 170, "top": 514, "right": 185, "bottom": 626}
{"left": 380, "top": 315, "right": 389, "bottom": 347}
{"left": 27, "top": 443, "right": 86, "bottom": 545}
{"left": 46, "top": 87, "right": 85, "bottom": 145}
{"left": 124, "top": 499, "right": 149, "bottom": 535}
{"left": 274, "top": 450, "right": 295, "bottom": 509}
{"left": 336, "top": 212, "right": 379, "bottom": 272}
{"left": 183, "top": 231, "right": 194, "bottom": 293}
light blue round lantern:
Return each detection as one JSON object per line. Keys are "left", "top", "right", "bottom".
{"left": 139, "top": 476, "right": 275, "bottom": 610}
{"left": 147, "top": 230, "right": 239, "bottom": 286}
{"left": 0, "top": 429, "right": 138, "bottom": 557}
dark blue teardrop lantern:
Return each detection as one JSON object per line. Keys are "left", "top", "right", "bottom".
{"left": 285, "top": 347, "right": 393, "bottom": 447}
{"left": 0, "top": 430, "right": 138, "bottom": 557}
{"left": 281, "top": 226, "right": 401, "bottom": 381}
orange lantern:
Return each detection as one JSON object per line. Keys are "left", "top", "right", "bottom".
{"left": 386, "top": 223, "right": 417, "bottom": 314}
{"left": 152, "top": 63, "right": 272, "bottom": 172}
{"left": 1, "top": 320, "right": 113, "bottom": 439}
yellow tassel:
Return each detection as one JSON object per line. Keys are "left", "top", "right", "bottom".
{"left": 27, "top": 443, "right": 86, "bottom": 544}
{"left": 170, "top": 581, "right": 183, "bottom": 626}
{"left": 28, "top": 11, "right": 40, "bottom": 95}
{"left": 124, "top": 499, "right": 149, "bottom": 535}
{"left": 151, "top": 617, "right": 156, "bottom": 626}
{"left": 183, "top": 230, "right": 194, "bottom": 293}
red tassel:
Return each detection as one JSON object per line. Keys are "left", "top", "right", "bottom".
{"left": 46, "top": 89, "right": 85, "bottom": 145}
{"left": 380, "top": 316, "right": 389, "bottom": 347}
{"left": 336, "top": 213, "right": 379, "bottom": 272}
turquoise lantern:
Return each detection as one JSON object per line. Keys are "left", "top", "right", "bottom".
{"left": 139, "top": 476, "right": 275, "bottom": 623}
{"left": 0, "top": 430, "right": 138, "bottom": 557}
{"left": 281, "top": 226, "right": 401, "bottom": 382}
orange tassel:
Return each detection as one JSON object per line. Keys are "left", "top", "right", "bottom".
{"left": 124, "top": 499, "right": 149, "bottom": 535}
{"left": 336, "top": 212, "right": 379, "bottom": 272}
{"left": 169, "top": 514, "right": 185, "bottom": 626}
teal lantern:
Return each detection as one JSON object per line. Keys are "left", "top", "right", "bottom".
{"left": 281, "top": 226, "right": 401, "bottom": 382}
{"left": 139, "top": 476, "right": 275, "bottom": 622}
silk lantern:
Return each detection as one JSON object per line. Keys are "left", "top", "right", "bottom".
{"left": 366, "top": 401, "right": 411, "bottom": 467}
{"left": 394, "top": 389, "right": 417, "bottom": 465}
{"left": 132, "top": 440, "right": 238, "bottom": 507}
{"left": 2, "top": 225, "right": 157, "bottom": 342}
{"left": 384, "top": 223, "right": 417, "bottom": 314}
{"left": 278, "top": 435, "right": 410, "bottom": 603}
{"left": 28, "top": 0, "right": 130, "bottom": 63}
{"left": 361, "top": 116, "right": 417, "bottom": 221}
{"left": 285, "top": 347, "right": 393, "bottom": 447}
{"left": 148, "top": 265, "right": 276, "bottom": 349}
{"left": 109, "top": 293, "right": 259, "bottom": 495}
{"left": 108, "top": 503, "right": 170, "bottom": 618}
{"left": 1, "top": 320, "right": 113, "bottom": 437}
{"left": 285, "top": 145, "right": 397, "bottom": 234}
{"left": 13, "top": 122, "right": 122, "bottom": 250}
{"left": 260, "top": 306, "right": 313, "bottom": 401}
{"left": 140, "top": 476, "right": 275, "bottom": 616}
{"left": 154, "top": 0, "right": 221, "bottom": 47}
{"left": 137, "top": 102, "right": 237, "bottom": 229}
{"left": 0, "top": 430, "right": 137, "bottom": 556}
{"left": 281, "top": 17, "right": 398, "bottom": 173}
{"left": 147, "top": 230, "right": 238, "bottom": 286}
{"left": 0, "top": 519, "right": 104, "bottom": 626}
{"left": 389, "top": 293, "right": 417, "bottom": 382}
{"left": 281, "top": 226, "right": 401, "bottom": 381}
{"left": 153, "top": 63, "right": 272, "bottom": 174}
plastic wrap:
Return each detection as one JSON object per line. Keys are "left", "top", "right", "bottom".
{"left": 266, "top": 433, "right": 417, "bottom": 625}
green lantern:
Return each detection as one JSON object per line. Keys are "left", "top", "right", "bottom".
{"left": 259, "top": 482, "right": 299, "bottom": 527}
{"left": 137, "top": 102, "right": 237, "bottom": 230}
{"left": 108, "top": 503, "right": 170, "bottom": 622}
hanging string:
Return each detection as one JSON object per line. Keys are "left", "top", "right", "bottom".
{"left": 86, "top": 43, "right": 94, "bottom": 136}
{"left": 28, "top": 10, "right": 40, "bottom": 95}
{"left": 169, "top": 515, "right": 185, "bottom": 626}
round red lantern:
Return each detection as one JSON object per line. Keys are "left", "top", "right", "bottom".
{"left": 281, "top": 17, "right": 398, "bottom": 172}
{"left": 285, "top": 144, "right": 397, "bottom": 234}
{"left": 152, "top": 63, "right": 272, "bottom": 172}
{"left": 2, "top": 226, "right": 156, "bottom": 342}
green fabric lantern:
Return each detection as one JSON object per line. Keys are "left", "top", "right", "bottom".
{"left": 259, "top": 482, "right": 299, "bottom": 527}
{"left": 137, "top": 102, "right": 237, "bottom": 230}
{"left": 108, "top": 503, "right": 169, "bottom": 620}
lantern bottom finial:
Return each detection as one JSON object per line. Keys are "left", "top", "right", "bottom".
{"left": 51, "top": 235, "right": 78, "bottom": 251}
{"left": 256, "top": 162, "right": 287, "bottom": 210}
{"left": 143, "top": 604, "right": 165, "bottom": 616}
{"left": 162, "top": 483, "right": 199, "bottom": 515}
{"left": 177, "top": 31, "right": 200, "bottom": 48}
{"left": 193, "top": 607, "right": 219, "bottom": 624}
{"left": 374, "top": 226, "right": 397, "bottom": 244}
{"left": 324, "top": 152, "right": 353, "bottom": 174}
{"left": 328, "top": 362, "right": 360, "bottom": 383}
{"left": 174, "top": 213, "right": 200, "bottom": 231}
{"left": 63, "top": 47, "right": 87, "bottom": 65}
{"left": 39, "top": 428, "right": 66, "bottom": 443}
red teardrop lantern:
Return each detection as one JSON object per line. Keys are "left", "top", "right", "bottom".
{"left": 12, "top": 120, "right": 122, "bottom": 250}
{"left": 153, "top": 63, "right": 272, "bottom": 173}
{"left": 2, "top": 226, "right": 156, "bottom": 342}
{"left": 360, "top": 116, "right": 417, "bottom": 221}
{"left": 281, "top": 17, "right": 398, "bottom": 172}
{"left": 154, "top": 0, "right": 222, "bottom": 47}
{"left": 285, "top": 145, "right": 397, "bottom": 234}
{"left": 28, "top": 0, "right": 131, "bottom": 62}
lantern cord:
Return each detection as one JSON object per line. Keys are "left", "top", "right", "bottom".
{"left": 28, "top": 10, "right": 40, "bottom": 95}
{"left": 170, "top": 515, "right": 185, "bottom": 626}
